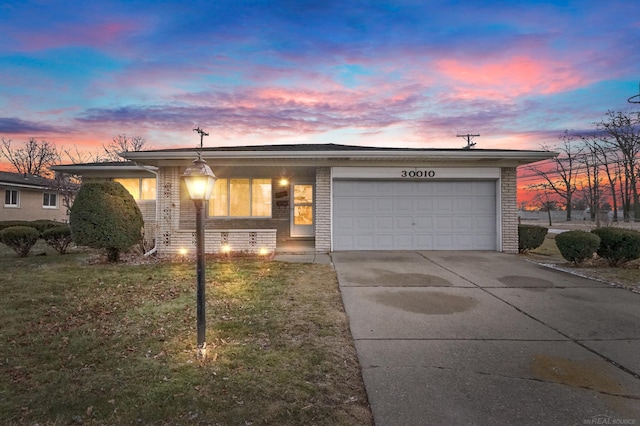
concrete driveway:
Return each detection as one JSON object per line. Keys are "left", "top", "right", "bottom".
{"left": 332, "top": 251, "right": 640, "bottom": 426}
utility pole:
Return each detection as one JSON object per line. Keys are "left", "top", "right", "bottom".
{"left": 457, "top": 133, "right": 480, "bottom": 150}
{"left": 628, "top": 82, "right": 640, "bottom": 104}
{"left": 193, "top": 127, "right": 209, "bottom": 149}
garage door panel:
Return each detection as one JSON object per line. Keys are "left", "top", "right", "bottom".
{"left": 415, "top": 198, "right": 433, "bottom": 211}
{"left": 333, "top": 180, "right": 496, "bottom": 250}
{"left": 376, "top": 216, "right": 394, "bottom": 230}
{"left": 434, "top": 198, "right": 454, "bottom": 213}
{"left": 455, "top": 198, "right": 473, "bottom": 210}
{"left": 396, "top": 216, "right": 414, "bottom": 231}
{"left": 395, "top": 198, "right": 413, "bottom": 213}
{"left": 376, "top": 198, "right": 394, "bottom": 212}
{"left": 355, "top": 235, "right": 375, "bottom": 249}
{"left": 375, "top": 235, "right": 394, "bottom": 249}
{"left": 356, "top": 217, "right": 375, "bottom": 231}
{"left": 415, "top": 234, "right": 434, "bottom": 249}
{"left": 414, "top": 216, "right": 433, "bottom": 231}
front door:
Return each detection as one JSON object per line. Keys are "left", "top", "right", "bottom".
{"left": 290, "top": 183, "right": 314, "bottom": 237}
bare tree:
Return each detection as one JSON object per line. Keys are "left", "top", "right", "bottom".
{"left": 597, "top": 110, "right": 640, "bottom": 221}
{"left": 102, "top": 134, "right": 149, "bottom": 162}
{"left": 0, "top": 137, "right": 60, "bottom": 177}
{"left": 527, "top": 131, "right": 583, "bottom": 221}
{"left": 62, "top": 145, "right": 105, "bottom": 164}
{"left": 526, "top": 182, "right": 559, "bottom": 226}
{"left": 579, "top": 134, "right": 605, "bottom": 224}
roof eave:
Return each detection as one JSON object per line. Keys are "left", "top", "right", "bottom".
{"left": 122, "top": 149, "right": 557, "bottom": 165}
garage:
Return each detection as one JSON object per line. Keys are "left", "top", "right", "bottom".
{"left": 333, "top": 180, "right": 497, "bottom": 250}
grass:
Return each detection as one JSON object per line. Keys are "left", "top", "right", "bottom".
{"left": 526, "top": 233, "right": 640, "bottom": 292}
{"left": 0, "top": 242, "right": 372, "bottom": 425}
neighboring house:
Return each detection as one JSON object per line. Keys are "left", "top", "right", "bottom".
{"left": 0, "top": 171, "right": 69, "bottom": 222}
{"left": 53, "top": 143, "right": 555, "bottom": 256}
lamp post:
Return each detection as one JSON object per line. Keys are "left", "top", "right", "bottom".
{"left": 183, "top": 153, "right": 216, "bottom": 360}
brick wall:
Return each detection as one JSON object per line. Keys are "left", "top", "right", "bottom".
{"left": 315, "top": 167, "right": 331, "bottom": 252}
{"left": 501, "top": 167, "right": 518, "bottom": 254}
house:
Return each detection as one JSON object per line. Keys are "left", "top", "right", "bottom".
{"left": 0, "top": 171, "right": 69, "bottom": 222}
{"left": 53, "top": 143, "right": 555, "bottom": 256}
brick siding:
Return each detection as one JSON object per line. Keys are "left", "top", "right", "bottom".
{"left": 501, "top": 167, "right": 518, "bottom": 253}
{"left": 315, "top": 167, "right": 331, "bottom": 252}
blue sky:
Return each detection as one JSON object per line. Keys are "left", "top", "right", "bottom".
{"left": 1, "top": 0, "right": 639, "bottom": 157}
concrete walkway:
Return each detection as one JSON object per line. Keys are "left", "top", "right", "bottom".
{"left": 332, "top": 251, "right": 640, "bottom": 426}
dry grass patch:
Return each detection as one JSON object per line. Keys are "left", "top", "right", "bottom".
{"left": 0, "top": 248, "right": 372, "bottom": 425}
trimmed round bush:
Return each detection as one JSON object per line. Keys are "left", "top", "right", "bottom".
{"left": 70, "top": 181, "right": 144, "bottom": 262}
{"left": 0, "top": 225, "right": 40, "bottom": 257}
{"left": 42, "top": 225, "right": 73, "bottom": 254}
{"left": 555, "top": 230, "right": 600, "bottom": 265}
{"left": 591, "top": 227, "right": 640, "bottom": 266}
{"left": 518, "top": 224, "right": 548, "bottom": 253}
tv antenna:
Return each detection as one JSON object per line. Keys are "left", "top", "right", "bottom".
{"left": 628, "top": 82, "right": 640, "bottom": 104}
{"left": 193, "top": 127, "right": 209, "bottom": 149}
{"left": 457, "top": 133, "right": 480, "bottom": 150}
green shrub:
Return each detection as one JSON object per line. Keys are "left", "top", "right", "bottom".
{"left": 42, "top": 225, "right": 73, "bottom": 254}
{"left": 555, "top": 230, "right": 600, "bottom": 265}
{"left": 518, "top": 224, "right": 548, "bottom": 253}
{"left": 29, "top": 220, "right": 65, "bottom": 234}
{"left": 591, "top": 227, "right": 640, "bottom": 266}
{"left": 0, "top": 221, "right": 31, "bottom": 232}
{"left": 70, "top": 181, "right": 144, "bottom": 262}
{"left": 0, "top": 226, "right": 40, "bottom": 257}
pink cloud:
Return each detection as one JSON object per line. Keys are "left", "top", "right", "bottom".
{"left": 435, "top": 56, "right": 586, "bottom": 100}
{"left": 14, "top": 21, "right": 139, "bottom": 52}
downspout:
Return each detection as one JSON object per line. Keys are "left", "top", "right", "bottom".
{"left": 134, "top": 163, "right": 159, "bottom": 257}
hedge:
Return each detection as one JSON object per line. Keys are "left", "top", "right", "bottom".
{"left": 591, "top": 227, "right": 640, "bottom": 266}
{"left": 555, "top": 230, "right": 600, "bottom": 265}
{"left": 518, "top": 224, "right": 548, "bottom": 253}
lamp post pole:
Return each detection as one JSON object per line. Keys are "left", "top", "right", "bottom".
{"left": 194, "top": 199, "right": 206, "bottom": 359}
{"left": 183, "top": 128, "right": 216, "bottom": 360}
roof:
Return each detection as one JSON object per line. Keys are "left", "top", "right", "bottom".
{"left": 120, "top": 143, "right": 557, "bottom": 167}
{"left": 52, "top": 161, "right": 158, "bottom": 174}
{"left": 0, "top": 171, "right": 56, "bottom": 189}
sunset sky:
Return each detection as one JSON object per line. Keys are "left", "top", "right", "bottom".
{"left": 1, "top": 0, "right": 639, "bottom": 160}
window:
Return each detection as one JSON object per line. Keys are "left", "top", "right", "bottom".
{"left": 4, "top": 189, "right": 19, "bottom": 207}
{"left": 114, "top": 178, "right": 157, "bottom": 200}
{"left": 43, "top": 192, "right": 58, "bottom": 208}
{"left": 208, "top": 178, "right": 272, "bottom": 217}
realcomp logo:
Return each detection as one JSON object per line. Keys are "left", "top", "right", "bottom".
{"left": 583, "top": 415, "right": 637, "bottom": 425}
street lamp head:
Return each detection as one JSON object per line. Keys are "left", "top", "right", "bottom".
{"left": 183, "top": 155, "right": 217, "bottom": 201}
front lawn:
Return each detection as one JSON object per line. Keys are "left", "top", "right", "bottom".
{"left": 0, "top": 247, "right": 372, "bottom": 425}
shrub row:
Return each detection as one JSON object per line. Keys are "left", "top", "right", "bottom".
{"left": 519, "top": 225, "right": 640, "bottom": 266}
{"left": 0, "top": 224, "right": 72, "bottom": 257}
{"left": 0, "top": 220, "right": 64, "bottom": 233}
{"left": 552, "top": 227, "right": 640, "bottom": 266}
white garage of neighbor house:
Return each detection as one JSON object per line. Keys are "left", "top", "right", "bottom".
{"left": 54, "top": 144, "right": 554, "bottom": 256}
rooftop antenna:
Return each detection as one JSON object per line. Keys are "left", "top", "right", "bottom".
{"left": 457, "top": 133, "right": 480, "bottom": 150}
{"left": 628, "top": 82, "right": 640, "bottom": 104}
{"left": 193, "top": 127, "right": 209, "bottom": 150}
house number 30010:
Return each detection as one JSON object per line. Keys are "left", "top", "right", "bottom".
{"left": 400, "top": 170, "right": 436, "bottom": 178}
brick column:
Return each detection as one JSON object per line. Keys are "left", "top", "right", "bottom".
{"left": 501, "top": 167, "right": 518, "bottom": 254}
{"left": 315, "top": 167, "right": 331, "bottom": 252}
{"left": 156, "top": 166, "right": 182, "bottom": 256}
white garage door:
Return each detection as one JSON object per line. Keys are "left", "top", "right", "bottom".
{"left": 333, "top": 180, "right": 496, "bottom": 250}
